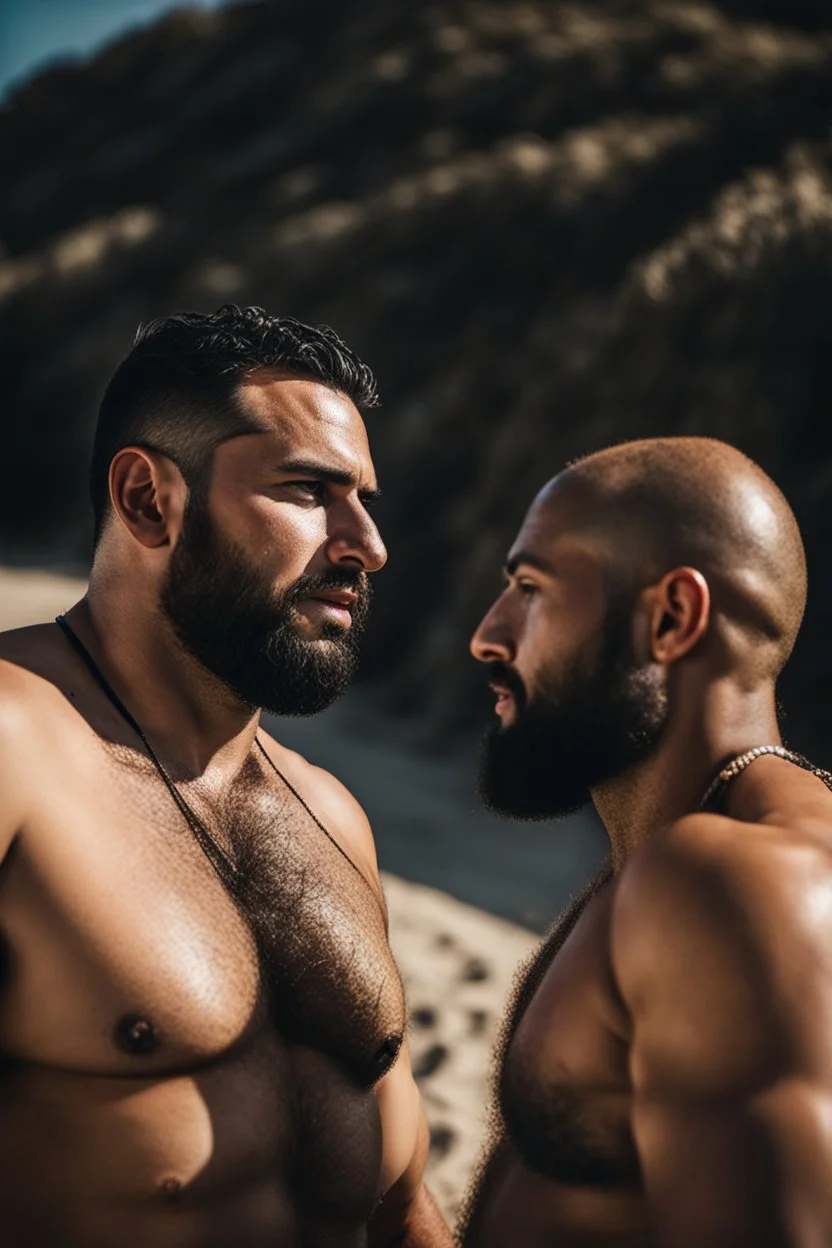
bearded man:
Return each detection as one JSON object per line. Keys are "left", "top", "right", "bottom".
{"left": 462, "top": 437, "right": 832, "bottom": 1247}
{"left": 0, "top": 305, "right": 452, "bottom": 1247}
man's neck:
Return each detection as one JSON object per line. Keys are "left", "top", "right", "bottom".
{"left": 591, "top": 681, "right": 781, "bottom": 871}
{"left": 69, "top": 590, "right": 260, "bottom": 783}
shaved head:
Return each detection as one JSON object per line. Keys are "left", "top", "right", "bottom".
{"left": 549, "top": 437, "right": 806, "bottom": 681}
{"left": 473, "top": 436, "right": 806, "bottom": 819}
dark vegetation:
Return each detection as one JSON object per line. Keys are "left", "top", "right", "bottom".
{"left": 3, "top": 0, "right": 832, "bottom": 749}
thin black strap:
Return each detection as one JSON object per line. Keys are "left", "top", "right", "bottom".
{"left": 55, "top": 614, "right": 369, "bottom": 890}
{"left": 254, "top": 737, "right": 368, "bottom": 884}
{"left": 56, "top": 614, "right": 236, "bottom": 884}
{"left": 58, "top": 614, "right": 151, "bottom": 746}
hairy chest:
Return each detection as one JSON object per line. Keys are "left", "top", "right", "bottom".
{"left": 0, "top": 741, "right": 404, "bottom": 1086}
{"left": 501, "top": 886, "right": 640, "bottom": 1188}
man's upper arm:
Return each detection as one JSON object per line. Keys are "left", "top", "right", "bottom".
{"left": 0, "top": 663, "right": 30, "bottom": 862}
{"left": 370, "top": 1039, "right": 453, "bottom": 1246}
{"left": 612, "top": 818, "right": 832, "bottom": 1247}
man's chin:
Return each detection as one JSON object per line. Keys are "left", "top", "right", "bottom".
{"left": 478, "top": 726, "right": 592, "bottom": 820}
{"left": 285, "top": 614, "right": 355, "bottom": 646}
{"left": 478, "top": 781, "right": 590, "bottom": 821}
{"left": 261, "top": 690, "right": 346, "bottom": 718}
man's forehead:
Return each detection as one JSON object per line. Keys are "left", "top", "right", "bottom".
{"left": 507, "top": 481, "right": 598, "bottom": 568}
{"left": 521, "top": 478, "right": 580, "bottom": 535}
{"left": 237, "top": 369, "right": 362, "bottom": 431}
{"left": 234, "top": 370, "right": 374, "bottom": 474}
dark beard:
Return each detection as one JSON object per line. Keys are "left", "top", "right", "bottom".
{"left": 478, "top": 603, "right": 669, "bottom": 819}
{"left": 160, "top": 494, "right": 371, "bottom": 716}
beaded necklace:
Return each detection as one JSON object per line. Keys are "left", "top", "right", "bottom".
{"left": 699, "top": 744, "right": 832, "bottom": 812}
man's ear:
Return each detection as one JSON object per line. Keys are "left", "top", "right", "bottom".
{"left": 109, "top": 447, "right": 185, "bottom": 549}
{"left": 646, "top": 566, "right": 710, "bottom": 663}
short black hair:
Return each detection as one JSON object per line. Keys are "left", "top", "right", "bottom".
{"left": 90, "top": 304, "right": 380, "bottom": 543}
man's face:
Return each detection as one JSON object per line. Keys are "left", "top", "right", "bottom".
{"left": 470, "top": 485, "right": 669, "bottom": 818}
{"left": 161, "top": 372, "right": 387, "bottom": 715}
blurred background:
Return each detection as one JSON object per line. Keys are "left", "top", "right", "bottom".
{"left": 2, "top": 0, "right": 832, "bottom": 931}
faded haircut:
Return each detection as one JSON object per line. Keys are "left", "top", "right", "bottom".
{"left": 89, "top": 304, "right": 379, "bottom": 544}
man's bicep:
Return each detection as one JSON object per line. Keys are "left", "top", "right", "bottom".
{"left": 615, "top": 824, "right": 832, "bottom": 1245}
{"left": 375, "top": 1039, "right": 425, "bottom": 1199}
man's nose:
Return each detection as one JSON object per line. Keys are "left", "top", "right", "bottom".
{"left": 470, "top": 604, "right": 515, "bottom": 664}
{"left": 327, "top": 509, "right": 387, "bottom": 572}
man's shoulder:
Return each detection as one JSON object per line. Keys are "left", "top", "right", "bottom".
{"left": 617, "top": 808, "right": 832, "bottom": 927}
{"left": 612, "top": 812, "right": 832, "bottom": 1054}
{"left": 0, "top": 641, "right": 60, "bottom": 859}
{"left": 0, "top": 624, "right": 72, "bottom": 721}
{"left": 257, "top": 729, "right": 381, "bottom": 885}
{"left": 0, "top": 620, "right": 60, "bottom": 657}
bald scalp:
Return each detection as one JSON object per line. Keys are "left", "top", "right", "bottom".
{"left": 550, "top": 438, "right": 806, "bottom": 681}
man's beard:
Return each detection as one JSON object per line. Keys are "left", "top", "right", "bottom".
{"left": 160, "top": 495, "right": 371, "bottom": 716}
{"left": 478, "top": 602, "right": 669, "bottom": 820}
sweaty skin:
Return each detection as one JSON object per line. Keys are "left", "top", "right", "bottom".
{"left": 464, "top": 438, "right": 832, "bottom": 1247}
{"left": 0, "top": 373, "right": 451, "bottom": 1247}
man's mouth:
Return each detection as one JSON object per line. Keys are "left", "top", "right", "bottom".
{"left": 297, "top": 590, "right": 358, "bottom": 628}
{"left": 489, "top": 682, "right": 516, "bottom": 716}
{"left": 310, "top": 590, "right": 358, "bottom": 608}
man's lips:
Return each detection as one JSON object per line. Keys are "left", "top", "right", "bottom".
{"left": 489, "top": 682, "right": 516, "bottom": 714}
{"left": 297, "top": 590, "right": 358, "bottom": 627}
{"left": 307, "top": 590, "right": 358, "bottom": 607}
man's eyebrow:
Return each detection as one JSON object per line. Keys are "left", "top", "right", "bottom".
{"left": 504, "top": 550, "right": 556, "bottom": 577}
{"left": 274, "top": 459, "right": 381, "bottom": 499}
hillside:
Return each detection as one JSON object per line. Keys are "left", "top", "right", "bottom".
{"left": 3, "top": 0, "right": 832, "bottom": 747}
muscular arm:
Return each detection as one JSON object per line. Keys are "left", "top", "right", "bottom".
{"left": 0, "top": 662, "right": 31, "bottom": 862}
{"left": 369, "top": 1052, "right": 453, "bottom": 1247}
{"left": 613, "top": 816, "right": 832, "bottom": 1247}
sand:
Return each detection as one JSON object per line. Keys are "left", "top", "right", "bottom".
{"left": 383, "top": 874, "right": 536, "bottom": 1219}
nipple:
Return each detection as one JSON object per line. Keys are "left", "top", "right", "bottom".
{"left": 371, "top": 1032, "right": 403, "bottom": 1079}
{"left": 115, "top": 1014, "right": 159, "bottom": 1057}
{"left": 159, "top": 1177, "right": 182, "bottom": 1200}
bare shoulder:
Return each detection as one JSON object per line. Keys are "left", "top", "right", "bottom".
{"left": 615, "top": 810, "right": 832, "bottom": 941}
{"left": 257, "top": 727, "right": 382, "bottom": 889}
{"left": 0, "top": 646, "right": 58, "bottom": 727}
{"left": 0, "top": 633, "right": 72, "bottom": 759}
{"left": 0, "top": 654, "right": 54, "bottom": 860}
{"left": 0, "top": 621, "right": 61, "bottom": 663}
{"left": 612, "top": 813, "right": 832, "bottom": 1082}
{"left": 0, "top": 623, "right": 78, "bottom": 723}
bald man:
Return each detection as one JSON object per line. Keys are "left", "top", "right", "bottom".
{"left": 461, "top": 437, "right": 832, "bottom": 1247}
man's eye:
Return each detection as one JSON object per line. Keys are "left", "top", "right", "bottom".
{"left": 517, "top": 581, "right": 539, "bottom": 596}
{"left": 285, "top": 480, "right": 324, "bottom": 500}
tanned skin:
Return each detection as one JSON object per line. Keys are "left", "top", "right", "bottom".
{"left": 464, "top": 438, "right": 832, "bottom": 1247}
{"left": 0, "top": 371, "right": 452, "bottom": 1247}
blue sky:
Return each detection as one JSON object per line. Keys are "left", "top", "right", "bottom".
{"left": 0, "top": 0, "right": 238, "bottom": 101}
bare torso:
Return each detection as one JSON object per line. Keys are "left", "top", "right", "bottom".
{"left": 463, "top": 873, "right": 652, "bottom": 1248}
{"left": 0, "top": 624, "right": 411, "bottom": 1247}
{"left": 464, "top": 766, "right": 832, "bottom": 1246}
